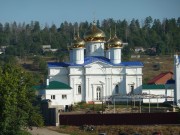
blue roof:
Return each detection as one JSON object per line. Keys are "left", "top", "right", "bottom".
{"left": 48, "top": 56, "right": 143, "bottom": 68}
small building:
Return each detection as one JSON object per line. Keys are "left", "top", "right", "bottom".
{"left": 134, "top": 47, "right": 145, "bottom": 53}
{"left": 42, "top": 45, "right": 58, "bottom": 53}
{"left": 148, "top": 71, "right": 173, "bottom": 84}
{"left": 142, "top": 84, "right": 174, "bottom": 103}
{"left": 0, "top": 45, "right": 8, "bottom": 54}
{"left": 39, "top": 80, "right": 72, "bottom": 109}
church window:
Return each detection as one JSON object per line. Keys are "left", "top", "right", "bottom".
{"left": 78, "top": 85, "right": 81, "bottom": 94}
{"left": 94, "top": 45, "right": 97, "bottom": 51}
{"left": 131, "top": 85, "right": 134, "bottom": 95}
{"left": 96, "top": 87, "right": 101, "bottom": 100}
{"left": 115, "top": 85, "right": 119, "bottom": 94}
{"left": 51, "top": 95, "right": 55, "bottom": 99}
{"left": 62, "top": 95, "right": 67, "bottom": 99}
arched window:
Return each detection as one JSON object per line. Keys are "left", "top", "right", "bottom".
{"left": 115, "top": 85, "right": 119, "bottom": 94}
{"left": 96, "top": 87, "right": 101, "bottom": 100}
{"left": 78, "top": 85, "right": 81, "bottom": 94}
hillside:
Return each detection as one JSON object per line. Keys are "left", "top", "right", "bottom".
{"left": 130, "top": 55, "right": 174, "bottom": 84}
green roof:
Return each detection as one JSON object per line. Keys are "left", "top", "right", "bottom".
{"left": 46, "top": 81, "right": 72, "bottom": 90}
{"left": 142, "top": 84, "right": 165, "bottom": 89}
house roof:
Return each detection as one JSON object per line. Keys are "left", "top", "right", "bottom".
{"left": 147, "top": 71, "right": 173, "bottom": 84}
{"left": 46, "top": 81, "right": 72, "bottom": 90}
{"left": 34, "top": 81, "right": 72, "bottom": 90}
{"left": 142, "top": 84, "right": 165, "bottom": 89}
{"left": 48, "top": 56, "right": 143, "bottom": 68}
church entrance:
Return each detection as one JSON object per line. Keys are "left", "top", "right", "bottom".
{"left": 96, "top": 86, "right": 101, "bottom": 101}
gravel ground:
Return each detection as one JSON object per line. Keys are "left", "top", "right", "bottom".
{"left": 27, "top": 127, "right": 69, "bottom": 135}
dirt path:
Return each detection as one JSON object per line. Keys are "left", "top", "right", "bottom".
{"left": 27, "top": 127, "right": 69, "bottom": 135}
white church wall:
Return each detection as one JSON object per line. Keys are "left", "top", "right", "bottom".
{"left": 111, "top": 67, "right": 123, "bottom": 74}
{"left": 85, "top": 76, "right": 106, "bottom": 102}
{"left": 85, "top": 62, "right": 106, "bottom": 75}
{"left": 125, "top": 76, "right": 138, "bottom": 94}
{"left": 72, "top": 48, "right": 85, "bottom": 64}
{"left": 69, "top": 67, "right": 84, "bottom": 75}
{"left": 105, "top": 68, "right": 111, "bottom": 74}
{"left": 111, "top": 75, "right": 121, "bottom": 95}
{"left": 136, "top": 68, "right": 142, "bottom": 74}
{"left": 110, "top": 48, "right": 121, "bottom": 64}
{"left": 49, "top": 67, "right": 68, "bottom": 76}
{"left": 119, "top": 76, "right": 126, "bottom": 95}
{"left": 69, "top": 75, "right": 84, "bottom": 103}
{"left": 126, "top": 68, "right": 138, "bottom": 75}
{"left": 85, "top": 42, "right": 104, "bottom": 56}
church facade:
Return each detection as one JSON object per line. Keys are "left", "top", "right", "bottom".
{"left": 45, "top": 22, "right": 143, "bottom": 107}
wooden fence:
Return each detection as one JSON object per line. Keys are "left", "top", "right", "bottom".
{"left": 59, "top": 112, "right": 180, "bottom": 126}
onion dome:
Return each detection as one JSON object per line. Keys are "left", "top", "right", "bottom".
{"left": 72, "top": 33, "right": 85, "bottom": 49}
{"left": 84, "top": 21, "right": 106, "bottom": 42}
{"left": 108, "top": 35, "right": 123, "bottom": 48}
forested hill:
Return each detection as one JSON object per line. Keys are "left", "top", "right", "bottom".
{"left": 0, "top": 16, "right": 180, "bottom": 57}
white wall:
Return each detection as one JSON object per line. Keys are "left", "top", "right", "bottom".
{"left": 45, "top": 89, "right": 72, "bottom": 107}
{"left": 142, "top": 89, "right": 174, "bottom": 103}
{"left": 110, "top": 48, "right": 121, "bottom": 64}
{"left": 85, "top": 42, "right": 104, "bottom": 56}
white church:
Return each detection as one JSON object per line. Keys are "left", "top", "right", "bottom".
{"left": 40, "top": 22, "right": 144, "bottom": 107}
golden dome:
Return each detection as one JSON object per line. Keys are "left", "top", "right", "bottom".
{"left": 72, "top": 35, "right": 85, "bottom": 48}
{"left": 84, "top": 22, "right": 106, "bottom": 42}
{"left": 108, "top": 35, "right": 123, "bottom": 48}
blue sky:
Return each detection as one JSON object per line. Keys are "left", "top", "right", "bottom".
{"left": 0, "top": 0, "right": 180, "bottom": 26}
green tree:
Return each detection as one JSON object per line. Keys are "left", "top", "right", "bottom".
{"left": 0, "top": 64, "right": 43, "bottom": 135}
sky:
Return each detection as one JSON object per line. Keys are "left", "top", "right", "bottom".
{"left": 0, "top": 0, "right": 180, "bottom": 27}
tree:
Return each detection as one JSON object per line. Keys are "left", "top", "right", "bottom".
{"left": 122, "top": 46, "right": 131, "bottom": 61}
{"left": 144, "top": 16, "right": 153, "bottom": 29}
{"left": 0, "top": 64, "right": 43, "bottom": 135}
